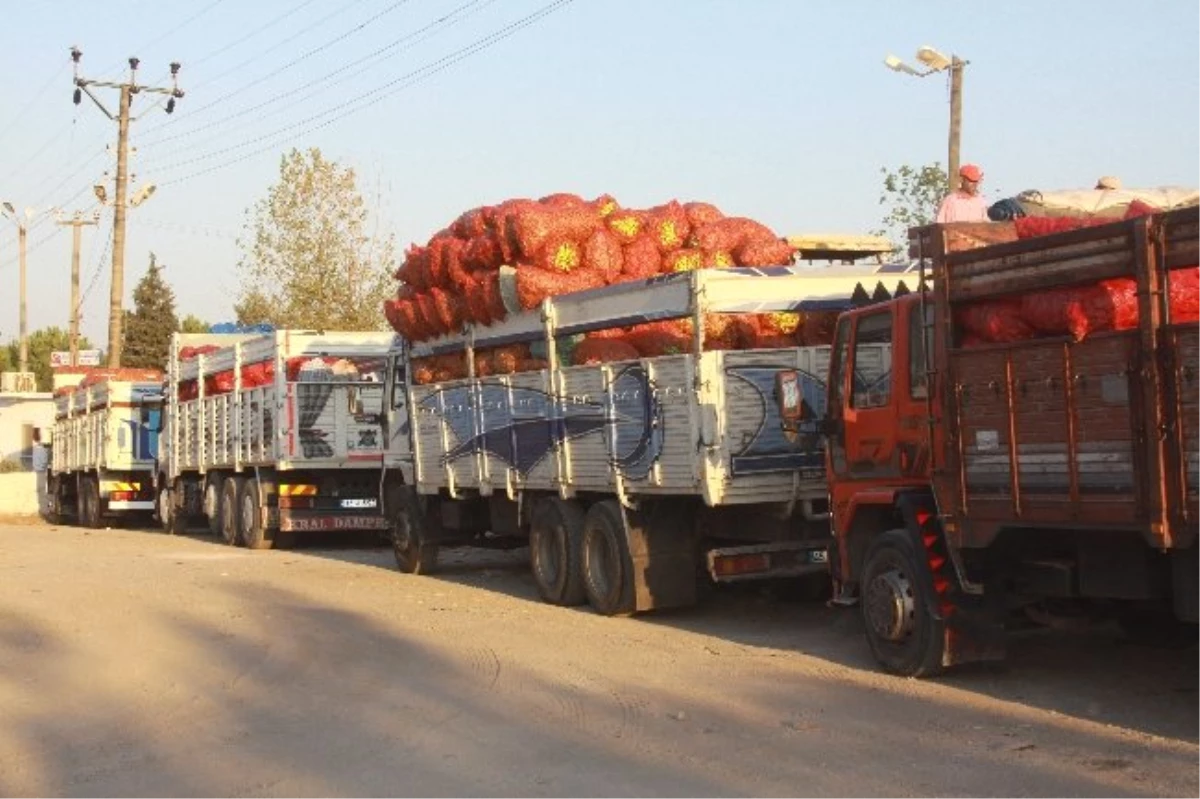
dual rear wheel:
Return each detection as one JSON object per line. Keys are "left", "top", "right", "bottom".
{"left": 528, "top": 498, "right": 635, "bottom": 617}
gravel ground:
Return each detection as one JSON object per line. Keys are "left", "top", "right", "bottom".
{"left": 0, "top": 521, "right": 1195, "bottom": 797}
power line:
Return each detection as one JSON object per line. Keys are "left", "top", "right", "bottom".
{"left": 133, "top": 0, "right": 229, "bottom": 58}
{"left": 152, "top": 0, "right": 412, "bottom": 129}
{"left": 189, "top": 0, "right": 323, "bottom": 70}
{"left": 157, "top": 0, "right": 575, "bottom": 184}
{"left": 80, "top": 213, "right": 115, "bottom": 308}
{"left": 0, "top": 60, "right": 69, "bottom": 143}
{"left": 0, "top": 125, "right": 73, "bottom": 186}
{"left": 138, "top": 0, "right": 373, "bottom": 139}
{"left": 138, "top": 0, "right": 493, "bottom": 154}
{"left": 91, "top": 0, "right": 227, "bottom": 81}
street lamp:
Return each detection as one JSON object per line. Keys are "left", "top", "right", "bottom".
{"left": 1, "top": 203, "right": 37, "bottom": 375}
{"left": 884, "top": 45, "right": 968, "bottom": 190}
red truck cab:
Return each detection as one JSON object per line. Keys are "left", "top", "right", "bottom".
{"left": 821, "top": 208, "right": 1199, "bottom": 677}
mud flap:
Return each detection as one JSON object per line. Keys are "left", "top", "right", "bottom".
{"left": 895, "top": 493, "right": 1007, "bottom": 668}
{"left": 621, "top": 500, "right": 697, "bottom": 612}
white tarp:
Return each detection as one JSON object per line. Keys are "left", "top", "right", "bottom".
{"left": 1015, "top": 186, "right": 1199, "bottom": 218}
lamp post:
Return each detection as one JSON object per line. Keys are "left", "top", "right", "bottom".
{"left": 1, "top": 203, "right": 35, "bottom": 374}
{"left": 884, "top": 46, "right": 967, "bottom": 188}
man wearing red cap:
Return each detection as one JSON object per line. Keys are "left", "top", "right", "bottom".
{"left": 935, "top": 163, "right": 989, "bottom": 223}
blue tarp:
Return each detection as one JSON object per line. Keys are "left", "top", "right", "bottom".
{"left": 208, "top": 322, "right": 275, "bottom": 334}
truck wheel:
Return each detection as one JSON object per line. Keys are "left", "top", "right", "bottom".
{"left": 220, "top": 477, "right": 243, "bottom": 546}
{"left": 46, "top": 476, "right": 63, "bottom": 525}
{"left": 860, "top": 529, "right": 946, "bottom": 678}
{"left": 239, "top": 479, "right": 271, "bottom": 550}
{"left": 80, "top": 477, "right": 103, "bottom": 529}
{"left": 204, "top": 477, "right": 222, "bottom": 537}
{"left": 391, "top": 491, "right": 438, "bottom": 574}
{"left": 157, "top": 480, "right": 187, "bottom": 535}
{"left": 529, "top": 498, "right": 587, "bottom": 606}
{"left": 581, "top": 500, "right": 635, "bottom": 616}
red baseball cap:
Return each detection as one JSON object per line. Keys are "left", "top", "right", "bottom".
{"left": 959, "top": 163, "right": 983, "bottom": 182}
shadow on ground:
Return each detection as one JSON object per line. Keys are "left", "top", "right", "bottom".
{"left": 1, "top": 579, "right": 1194, "bottom": 797}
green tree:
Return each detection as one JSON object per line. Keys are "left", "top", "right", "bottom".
{"left": 178, "top": 314, "right": 211, "bottom": 334}
{"left": 122, "top": 253, "right": 179, "bottom": 369}
{"left": 233, "top": 290, "right": 282, "bottom": 327}
{"left": 2, "top": 327, "right": 94, "bottom": 391}
{"left": 873, "top": 163, "right": 950, "bottom": 253}
{"left": 236, "top": 147, "right": 395, "bottom": 331}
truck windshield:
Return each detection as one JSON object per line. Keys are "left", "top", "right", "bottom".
{"left": 851, "top": 311, "right": 893, "bottom": 409}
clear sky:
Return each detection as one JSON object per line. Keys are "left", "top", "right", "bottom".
{"left": 0, "top": 0, "right": 1197, "bottom": 347}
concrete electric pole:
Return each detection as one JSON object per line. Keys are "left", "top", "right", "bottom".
{"left": 1, "top": 203, "right": 33, "bottom": 375}
{"left": 884, "top": 46, "right": 968, "bottom": 190}
{"left": 71, "top": 47, "right": 183, "bottom": 368}
{"left": 57, "top": 210, "right": 101, "bottom": 367}
{"left": 947, "top": 56, "right": 964, "bottom": 189}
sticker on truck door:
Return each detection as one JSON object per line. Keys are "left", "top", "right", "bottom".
{"left": 975, "top": 430, "right": 1000, "bottom": 451}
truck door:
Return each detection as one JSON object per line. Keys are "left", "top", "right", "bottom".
{"left": 385, "top": 353, "right": 412, "bottom": 457}
{"left": 831, "top": 308, "right": 897, "bottom": 480}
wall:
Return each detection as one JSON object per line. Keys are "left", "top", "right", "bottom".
{"left": 0, "top": 393, "right": 55, "bottom": 468}
{"left": 0, "top": 472, "right": 39, "bottom": 515}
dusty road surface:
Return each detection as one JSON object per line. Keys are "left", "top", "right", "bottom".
{"left": 0, "top": 521, "right": 1196, "bottom": 797}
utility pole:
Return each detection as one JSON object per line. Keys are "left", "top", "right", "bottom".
{"left": 1, "top": 203, "right": 32, "bottom": 374}
{"left": 884, "top": 46, "right": 968, "bottom": 191}
{"left": 57, "top": 211, "right": 101, "bottom": 367}
{"left": 71, "top": 47, "right": 183, "bottom": 368}
{"left": 947, "top": 56, "right": 964, "bottom": 190}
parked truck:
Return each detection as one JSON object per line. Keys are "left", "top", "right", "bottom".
{"left": 380, "top": 258, "right": 910, "bottom": 614}
{"left": 155, "top": 330, "right": 397, "bottom": 547}
{"left": 816, "top": 206, "right": 1199, "bottom": 676}
{"left": 48, "top": 375, "right": 163, "bottom": 527}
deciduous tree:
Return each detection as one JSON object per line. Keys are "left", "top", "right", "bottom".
{"left": 178, "top": 314, "right": 211, "bottom": 334}
{"left": 236, "top": 148, "right": 395, "bottom": 331}
{"left": 2, "top": 327, "right": 93, "bottom": 391}
{"left": 874, "top": 163, "right": 949, "bottom": 253}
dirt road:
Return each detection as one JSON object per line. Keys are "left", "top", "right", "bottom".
{"left": 0, "top": 521, "right": 1195, "bottom": 797}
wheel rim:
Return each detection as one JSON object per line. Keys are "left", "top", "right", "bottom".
{"left": 865, "top": 567, "right": 916, "bottom": 643}
{"left": 241, "top": 487, "right": 255, "bottom": 537}
{"left": 205, "top": 483, "right": 218, "bottom": 518}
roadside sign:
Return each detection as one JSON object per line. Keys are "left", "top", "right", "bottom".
{"left": 50, "top": 349, "right": 102, "bottom": 368}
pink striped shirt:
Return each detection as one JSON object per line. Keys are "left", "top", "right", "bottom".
{"left": 935, "top": 191, "right": 989, "bottom": 223}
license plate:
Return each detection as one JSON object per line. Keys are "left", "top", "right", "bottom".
{"left": 281, "top": 514, "right": 389, "bottom": 532}
{"left": 809, "top": 550, "right": 828, "bottom": 564}
{"left": 340, "top": 498, "right": 378, "bottom": 509}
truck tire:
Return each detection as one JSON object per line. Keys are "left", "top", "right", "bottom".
{"left": 157, "top": 479, "right": 187, "bottom": 535}
{"left": 239, "top": 479, "right": 272, "bottom": 550}
{"left": 204, "top": 477, "right": 223, "bottom": 537}
{"left": 220, "top": 477, "right": 243, "bottom": 546}
{"left": 582, "top": 500, "right": 635, "bottom": 616}
{"left": 529, "top": 497, "right": 587, "bottom": 606}
{"left": 80, "top": 476, "right": 103, "bottom": 529}
{"left": 391, "top": 490, "right": 438, "bottom": 574}
{"left": 860, "top": 529, "right": 946, "bottom": 678}
{"left": 46, "top": 475, "right": 63, "bottom": 525}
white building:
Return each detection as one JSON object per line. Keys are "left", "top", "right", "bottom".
{"left": 0, "top": 391, "right": 55, "bottom": 470}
